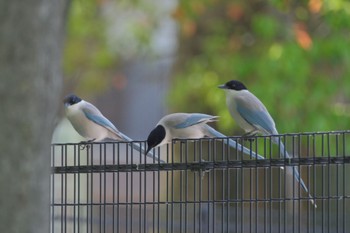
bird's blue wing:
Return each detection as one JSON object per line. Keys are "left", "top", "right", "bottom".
{"left": 83, "top": 107, "right": 165, "bottom": 163}
{"left": 81, "top": 103, "right": 165, "bottom": 163}
{"left": 174, "top": 113, "right": 217, "bottom": 129}
{"left": 83, "top": 109, "right": 117, "bottom": 132}
{"left": 82, "top": 108, "right": 128, "bottom": 140}
{"left": 236, "top": 99, "right": 275, "bottom": 134}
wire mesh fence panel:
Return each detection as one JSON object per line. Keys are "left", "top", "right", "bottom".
{"left": 50, "top": 131, "right": 350, "bottom": 233}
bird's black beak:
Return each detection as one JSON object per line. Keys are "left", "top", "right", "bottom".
{"left": 145, "top": 145, "right": 152, "bottom": 156}
{"left": 218, "top": 84, "right": 227, "bottom": 89}
{"left": 63, "top": 96, "right": 70, "bottom": 105}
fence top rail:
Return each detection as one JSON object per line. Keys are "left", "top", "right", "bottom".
{"left": 52, "top": 156, "right": 350, "bottom": 174}
{"left": 51, "top": 130, "right": 350, "bottom": 146}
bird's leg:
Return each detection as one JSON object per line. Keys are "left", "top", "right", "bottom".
{"left": 79, "top": 143, "right": 89, "bottom": 150}
{"left": 79, "top": 138, "right": 96, "bottom": 150}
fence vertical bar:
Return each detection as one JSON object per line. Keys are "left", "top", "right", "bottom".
{"left": 316, "top": 134, "right": 318, "bottom": 233}
{"left": 336, "top": 134, "right": 339, "bottom": 233}
{"left": 220, "top": 140, "right": 224, "bottom": 233}
{"left": 226, "top": 138, "right": 230, "bottom": 233}
{"left": 263, "top": 137, "right": 267, "bottom": 233}
{"left": 157, "top": 146, "right": 161, "bottom": 233}
{"left": 249, "top": 140, "right": 253, "bottom": 233}
{"left": 342, "top": 132, "right": 346, "bottom": 233}
{"left": 327, "top": 133, "right": 331, "bottom": 233}
{"left": 130, "top": 144, "right": 134, "bottom": 233}
{"left": 255, "top": 137, "right": 258, "bottom": 233}
{"left": 179, "top": 141, "right": 183, "bottom": 233}
{"left": 185, "top": 141, "right": 189, "bottom": 233}
{"left": 116, "top": 143, "right": 120, "bottom": 233}
{"left": 165, "top": 145, "right": 169, "bottom": 233}
{"left": 90, "top": 145, "right": 94, "bottom": 233}
{"left": 99, "top": 144, "right": 102, "bottom": 233}
{"left": 142, "top": 143, "right": 146, "bottom": 233}
{"left": 51, "top": 145, "right": 55, "bottom": 233}
{"left": 73, "top": 145, "right": 76, "bottom": 233}
{"left": 269, "top": 136, "right": 272, "bottom": 233}
{"left": 152, "top": 145, "right": 155, "bottom": 233}
{"left": 112, "top": 143, "right": 115, "bottom": 233}
{"left": 171, "top": 143, "right": 174, "bottom": 233}
{"left": 61, "top": 145, "right": 65, "bottom": 233}
{"left": 198, "top": 140, "right": 202, "bottom": 233}
{"left": 86, "top": 147, "right": 89, "bottom": 233}
{"left": 126, "top": 145, "right": 129, "bottom": 233}
{"left": 104, "top": 144, "right": 107, "bottom": 233}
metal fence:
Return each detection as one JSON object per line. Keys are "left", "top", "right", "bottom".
{"left": 50, "top": 131, "right": 350, "bottom": 233}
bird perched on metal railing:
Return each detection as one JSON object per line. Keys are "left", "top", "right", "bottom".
{"left": 145, "top": 112, "right": 265, "bottom": 160}
{"left": 63, "top": 94, "right": 164, "bottom": 163}
{"left": 219, "top": 80, "right": 317, "bottom": 208}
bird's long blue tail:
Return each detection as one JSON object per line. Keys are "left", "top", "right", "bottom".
{"left": 121, "top": 133, "right": 165, "bottom": 163}
{"left": 275, "top": 138, "right": 317, "bottom": 208}
{"left": 205, "top": 125, "right": 266, "bottom": 160}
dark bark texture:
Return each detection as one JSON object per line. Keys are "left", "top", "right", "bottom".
{"left": 0, "top": 0, "right": 70, "bottom": 232}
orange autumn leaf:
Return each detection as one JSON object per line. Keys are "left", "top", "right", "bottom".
{"left": 226, "top": 4, "right": 244, "bottom": 21}
{"left": 172, "top": 6, "right": 184, "bottom": 21}
{"left": 309, "top": 0, "right": 323, "bottom": 13}
{"left": 294, "top": 23, "right": 312, "bottom": 50}
{"left": 191, "top": 2, "right": 205, "bottom": 15}
{"left": 182, "top": 20, "right": 197, "bottom": 37}
{"left": 96, "top": 0, "right": 108, "bottom": 5}
{"left": 112, "top": 73, "right": 127, "bottom": 90}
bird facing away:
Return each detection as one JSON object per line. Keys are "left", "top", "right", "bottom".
{"left": 145, "top": 112, "right": 265, "bottom": 160}
{"left": 219, "top": 80, "right": 317, "bottom": 207}
{"left": 63, "top": 94, "right": 164, "bottom": 163}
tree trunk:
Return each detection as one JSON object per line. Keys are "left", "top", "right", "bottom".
{"left": 0, "top": 0, "right": 70, "bottom": 232}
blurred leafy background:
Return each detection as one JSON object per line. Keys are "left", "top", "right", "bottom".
{"left": 62, "top": 0, "right": 350, "bottom": 136}
{"left": 169, "top": 0, "right": 350, "bottom": 135}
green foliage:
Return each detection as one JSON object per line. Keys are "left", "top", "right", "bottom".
{"left": 170, "top": 0, "right": 350, "bottom": 135}
{"left": 63, "top": 0, "right": 169, "bottom": 96}
{"left": 63, "top": 0, "right": 116, "bottom": 95}
{"left": 252, "top": 14, "right": 279, "bottom": 40}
